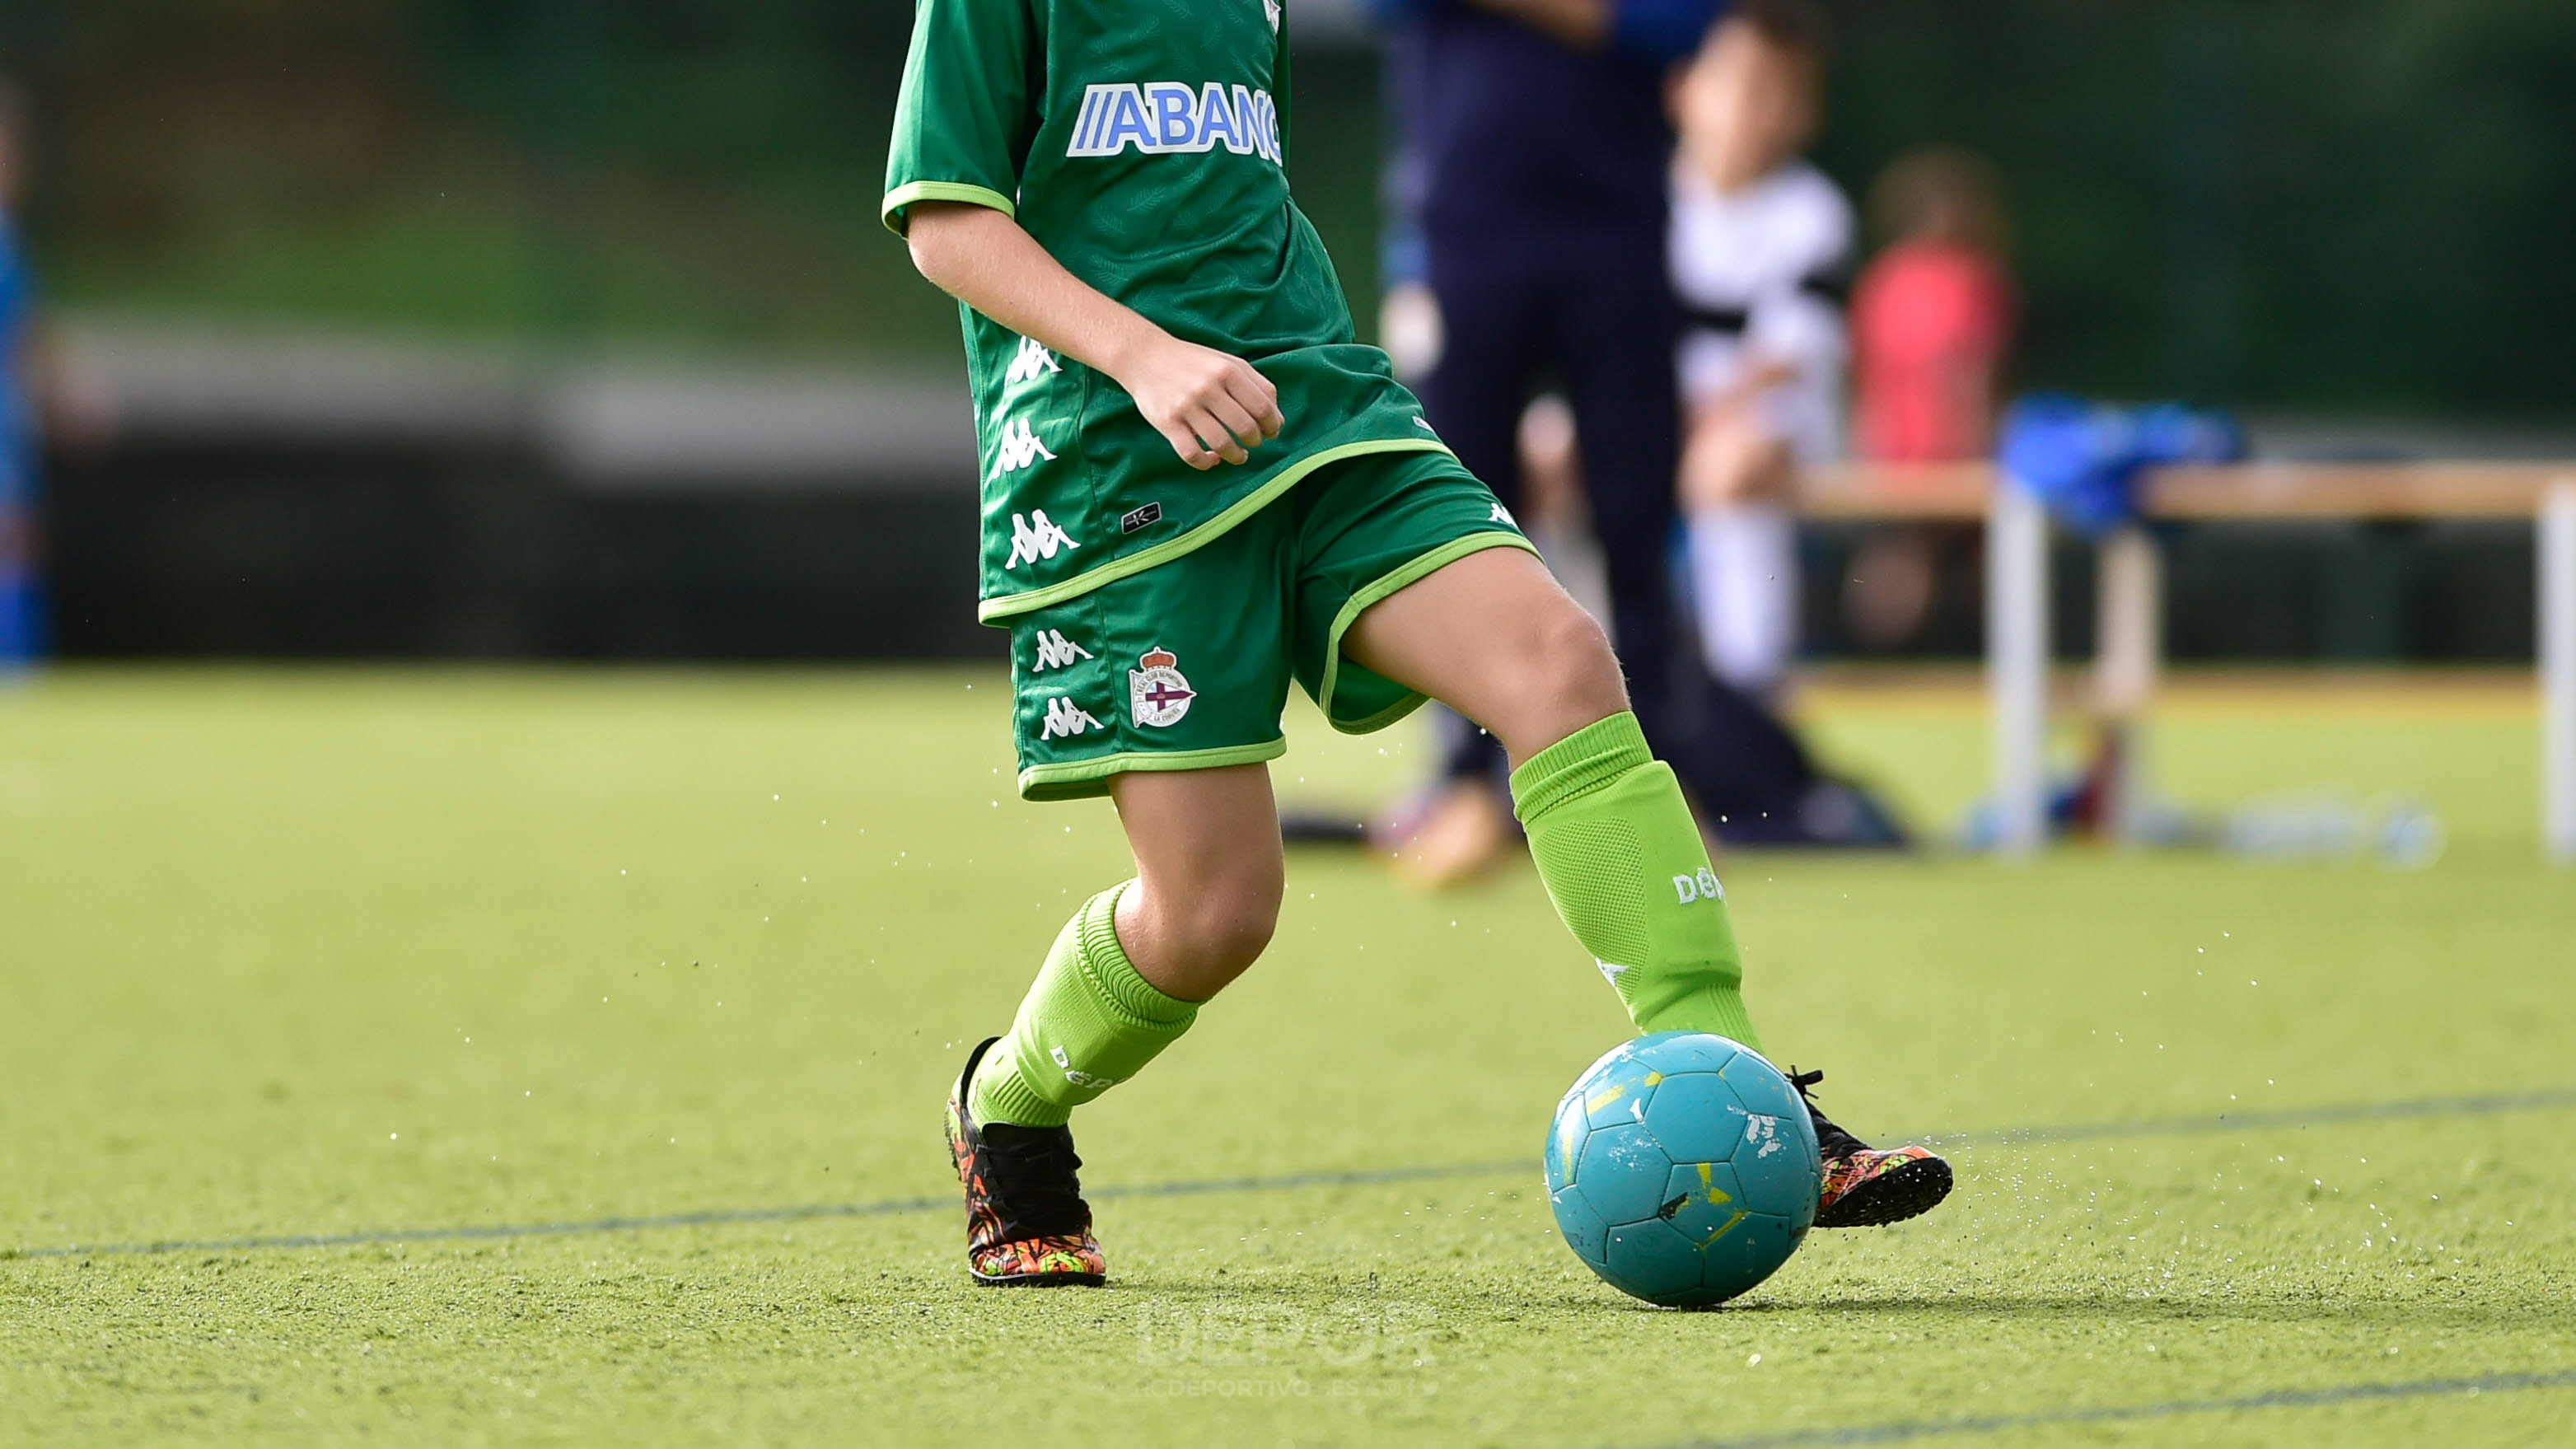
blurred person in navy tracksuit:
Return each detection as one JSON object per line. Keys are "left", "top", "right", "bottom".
{"left": 1360, "top": 0, "right": 1728, "bottom": 881}
{"left": 1355, "top": 0, "right": 1902, "bottom": 878}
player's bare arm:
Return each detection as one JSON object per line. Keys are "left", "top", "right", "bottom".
{"left": 905, "top": 200, "right": 1284, "bottom": 470}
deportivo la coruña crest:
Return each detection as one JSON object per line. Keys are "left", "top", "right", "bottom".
{"left": 1129, "top": 647, "right": 1195, "bottom": 727}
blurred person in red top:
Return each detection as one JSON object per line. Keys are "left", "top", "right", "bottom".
{"left": 1843, "top": 147, "right": 2013, "bottom": 647}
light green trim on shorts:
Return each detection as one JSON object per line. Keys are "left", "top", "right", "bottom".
{"left": 1017, "top": 738, "right": 1289, "bottom": 802}
{"left": 880, "top": 181, "right": 1017, "bottom": 236}
{"left": 1316, "top": 531, "right": 1541, "bottom": 735}
{"left": 977, "top": 437, "right": 1454, "bottom": 624}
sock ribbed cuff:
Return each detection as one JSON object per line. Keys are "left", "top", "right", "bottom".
{"left": 1510, "top": 712, "right": 1653, "bottom": 822}
{"left": 1075, "top": 882, "right": 1197, "bottom": 1023}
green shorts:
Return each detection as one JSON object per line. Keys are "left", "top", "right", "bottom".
{"left": 1004, "top": 450, "right": 1535, "bottom": 802}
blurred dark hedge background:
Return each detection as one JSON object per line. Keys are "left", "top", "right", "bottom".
{"left": 6, "top": 0, "right": 2572, "bottom": 421}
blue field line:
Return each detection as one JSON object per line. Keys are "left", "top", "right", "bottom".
{"left": 1656, "top": 1367, "right": 2576, "bottom": 1448}
{"left": 1919, "top": 1084, "right": 2576, "bottom": 1150}
{"left": 11, "top": 1084, "right": 2574, "bottom": 1262}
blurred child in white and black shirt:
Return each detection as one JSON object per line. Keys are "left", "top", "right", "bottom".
{"left": 1667, "top": 0, "right": 1846, "bottom": 702}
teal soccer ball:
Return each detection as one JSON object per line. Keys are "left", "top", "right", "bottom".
{"left": 1544, "top": 1031, "right": 1821, "bottom": 1307}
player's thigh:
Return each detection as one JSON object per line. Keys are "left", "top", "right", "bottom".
{"left": 1292, "top": 453, "right": 1621, "bottom": 759}
{"left": 1344, "top": 547, "right": 1625, "bottom": 760}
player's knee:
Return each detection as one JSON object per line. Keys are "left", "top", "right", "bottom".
{"left": 1498, "top": 601, "right": 1626, "bottom": 754}
{"left": 1161, "top": 862, "right": 1282, "bottom": 980}
{"left": 1543, "top": 604, "right": 1625, "bottom": 703}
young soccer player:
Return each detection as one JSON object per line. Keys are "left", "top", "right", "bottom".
{"left": 884, "top": 0, "right": 1951, "bottom": 1285}
{"left": 1667, "top": 0, "right": 1849, "bottom": 703}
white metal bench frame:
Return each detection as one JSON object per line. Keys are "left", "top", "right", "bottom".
{"left": 1802, "top": 463, "right": 2576, "bottom": 862}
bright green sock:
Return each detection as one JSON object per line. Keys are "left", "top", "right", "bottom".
{"left": 967, "top": 881, "right": 1199, "bottom": 1128}
{"left": 1510, "top": 712, "right": 1764, "bottom": 1049}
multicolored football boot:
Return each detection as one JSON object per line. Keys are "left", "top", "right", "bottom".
{"left": 1788, "top": 1068, "right": 1955, "bottom": 1228}
{"left": 944, "top": 1035, "right": 1107, "bottom": 1286}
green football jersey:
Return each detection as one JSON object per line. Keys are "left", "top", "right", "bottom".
{"left": 882, "top": 0, "right": 1450, "bottom": 622}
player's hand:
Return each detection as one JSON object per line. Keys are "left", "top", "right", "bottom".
{"left": 1120, "top": 337, "right": 1284, "bottom": 470}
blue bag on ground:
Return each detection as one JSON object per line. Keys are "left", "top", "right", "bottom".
{"left": 1999, "top": 394, "right": 2244, "bottom": 536}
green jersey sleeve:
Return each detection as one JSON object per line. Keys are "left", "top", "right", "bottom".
{"left": 881, "top": 0, "right": 1040, "bottom": 235}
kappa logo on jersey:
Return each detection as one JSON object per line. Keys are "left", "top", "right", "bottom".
{"left": 1005, "top": 336, "right": 1062, "bottom": 386}
{"left": 1672, "top": 867, "right": 1726, "bottom": 904}
{"left": 1128, "top": 647, "right": 1196, "bottom": 728}
{"left": 1264, "top": 0, "right": 1282, "bottom": 31}
{"left": 1120, "top": 502, "right": 1163, "bottom": 535}
{"left": 1003, "top": 510, "right": 1079, "bottom": 570}
{"left": 1491, "top": 501, "right": 1518, "bottom": 527}
{"left": 1066, "top": 82, "right": 1282, "bottom": 164}
{"left": 1030, "top": 629, "right": 1093, "bottom": 672}
{"left": 1039, "top": 695, "right": 1105, "bottom": 740}
{"left": 994, "top": 418, "right": 1057, "bottom": 476}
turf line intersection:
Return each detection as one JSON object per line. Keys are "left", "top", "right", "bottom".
{"left": 15, "top": 1084, "right": 2572, "bottom": 1262}
{"left": 1655, "top": 1368, "right": 2576, "bottom": 1448}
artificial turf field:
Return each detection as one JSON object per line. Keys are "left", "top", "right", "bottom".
{"left": 2, "top": 668, "right": 2571, "bottom": 1447}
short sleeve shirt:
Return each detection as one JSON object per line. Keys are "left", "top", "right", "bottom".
{"left": 884, "top": 0, "right": 1447, "bottom": 621}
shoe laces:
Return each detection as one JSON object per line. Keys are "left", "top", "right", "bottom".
{"left": 977, "top": 1123, "right": 1092, "bottom": 1240}
{"left": 1786, "top": 1067, "right": 1872, "bottom": 1161}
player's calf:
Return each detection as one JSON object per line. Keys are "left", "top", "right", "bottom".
{"left": 1106, "top": 764, "right": 1285, "bottom": 1002}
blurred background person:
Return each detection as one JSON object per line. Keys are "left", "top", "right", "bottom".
{"left": 0, "top": 77, "right": 105, "bottom": 676}
{"left": 0, "top": 79, "right": 43, "bottom": 671}
{"left": 1842, "top": 146, "right": 2015, "bottom": 652}
{"left": 1666, "top": 0, "right": 1847, "bottom": 707}
{"left": 1359, "top": 0, "right": 1723, "bottom": 885}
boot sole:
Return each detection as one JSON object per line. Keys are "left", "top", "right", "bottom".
{"left": 973, "top": 1269, "right": 1107, "bottom": 1288}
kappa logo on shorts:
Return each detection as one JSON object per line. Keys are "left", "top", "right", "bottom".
{"left": 1004, "top": 510, "right": 1079, "bottom": 570}
{"left": 1672, "top": 867, "right": 1726, "bottom": 904}
{"left": 1128, "top": 647, "right": 1196, "bottom": 728}
{"left": 994, "top": 418, "right": 1058, "bottom": 476}
{"left": 1030, "top": 629, "right": 1093, "bottom": 672}
{"left": 1039, "top": 695, "right": 1105, "bottom": 740}
{"left": 1005, "top": 336, "right": 1062, "bottom": 386}
{"left": 1120, "top": 502, "right": 1163, "bottom": 535}
{"left": 1264, "top": 0, "right": 1282, "bottom": 32}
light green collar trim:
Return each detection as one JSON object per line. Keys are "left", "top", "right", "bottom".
{"left": 979, "top": 437, "right": 1452, "bottom": 624}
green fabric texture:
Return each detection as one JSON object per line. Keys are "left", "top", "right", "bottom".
{"left": 1510, "top": 713, "right": 1764, "bottom": 1050}
{"left": 968, "top": 881, "right": 1199, "bottom": 1128}
{"left": 883, "top": 0, "right": 1447, "bottom": 620}
{"left": 1007, "top": 449, "right": 1529, "bottom": 802}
